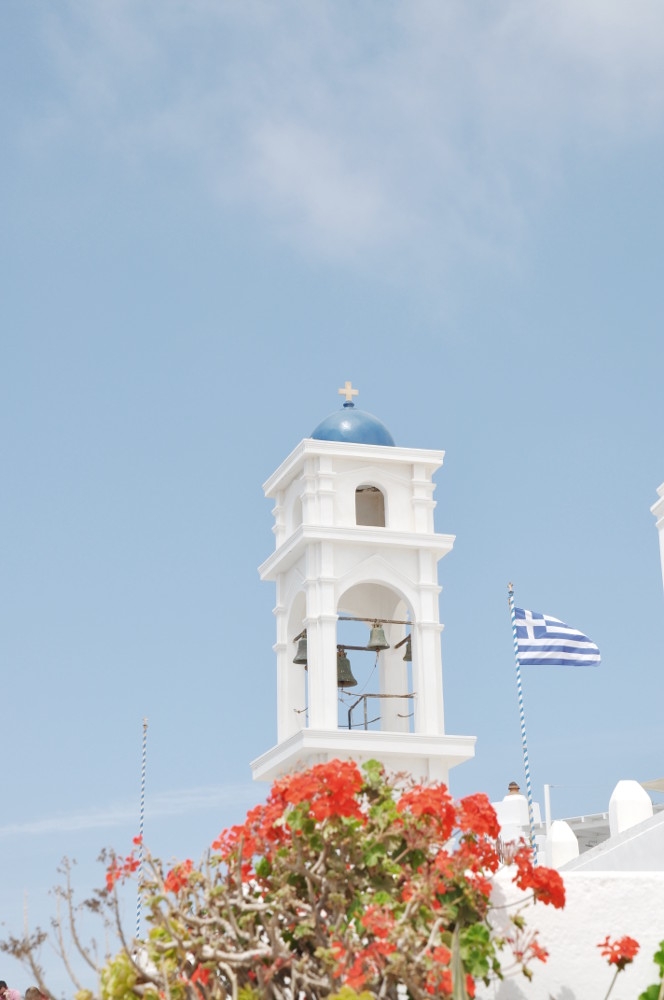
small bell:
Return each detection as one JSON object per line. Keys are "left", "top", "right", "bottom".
{"left": 293, "top": 634, "right": 308, "bottom": 665}
{"left": 367, "top": 621, "right": 389, "bottom": 651}
{"left": 402, "top": 635, "right": 412, "bottom": 662}
{"left": 337, "top": 648, "right": 358, "bottom": 687}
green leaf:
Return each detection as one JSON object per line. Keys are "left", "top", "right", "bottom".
{"left": 329, "top": 988, "right": 375, "bottom": 1000}
{"left": 255, "top": 857, "right": 272, "bottom": 878}
{"left": 653, "top": 942, "right": 664, "bottom": 976}
{"left": 238, "top": 987, "right": 261, "bottom": 1000}
{"left": 361, "top": 759, "right": 385, "bottom": 784}
{"left": 458, "top": 924, "right": 494, "bottom": 980}
{"left": 637, "top": 986, "right": 661, "bottom": 1000}
{"left": 286, "top": 806, "right": 305, "bottom": 831}
{"left": 363, "top": 843, "right": 386, "bottom": 867}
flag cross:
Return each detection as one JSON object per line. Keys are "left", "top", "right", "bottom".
{"left": 522, "top": 609, "right": 545, "bottom": 639}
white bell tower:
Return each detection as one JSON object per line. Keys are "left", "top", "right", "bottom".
{"left": 250, "top": 384, "right": 475, "bottom": 784}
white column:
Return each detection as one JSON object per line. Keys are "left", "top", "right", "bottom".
{"left": 275, "top": 588, "right": 307, "bottom": 741}
{"left": 379, "top": 623, "right": 410, "bottom": 732}
{"left": 305, "top": 541, "right": 338, "bottom": 731}
{"left": 412, "top": 622, "right": 445, "bottom": 734}
{"left": 305, "top": 614, "right": 338, "bottom": 729}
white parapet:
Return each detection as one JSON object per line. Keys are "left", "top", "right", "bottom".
{"left": 609, "top": 779, "right": 653, "bottom": 836}
{"left": 545, "top": 820, "right": 580, "bottom": 869}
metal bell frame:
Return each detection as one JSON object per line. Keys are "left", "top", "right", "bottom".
{"left": 291, "top": 615, "right": 414, "bottom": 671}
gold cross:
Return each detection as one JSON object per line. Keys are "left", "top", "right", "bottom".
{"left": 338, "top": 381, "right": 359, "bottom": 403}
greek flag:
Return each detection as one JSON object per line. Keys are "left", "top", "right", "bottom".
{"left": 514, "top": 608, "right": 601, "bottom": 667}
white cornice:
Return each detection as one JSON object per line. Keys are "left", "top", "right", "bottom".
{"left": 263, "top": 438, "right": 445, "bottom": 497}
{"left": 251, "top": 728, "right": 476, "bottom": 783}
{"left": 258, "top": 525, "right": 455, "bottom": 580}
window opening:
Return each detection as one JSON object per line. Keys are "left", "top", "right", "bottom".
{"left": 355, "top": 485, "right": 385, "bottom": 527}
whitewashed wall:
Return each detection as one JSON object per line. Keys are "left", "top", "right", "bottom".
{"left": 478, "top": 869, "right": 664, "bottom": 999}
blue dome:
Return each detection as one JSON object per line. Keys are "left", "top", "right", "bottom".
{"left": 311, "top": 402, "right": 395, "bottom": 446}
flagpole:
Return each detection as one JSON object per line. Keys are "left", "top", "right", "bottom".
{"left": 507, "top": 583, "right": 537, "bottom": 860}
{"left": 136, "top": 716, "right": 148, "bottom": 940}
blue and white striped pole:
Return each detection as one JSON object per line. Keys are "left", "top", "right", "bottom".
{"left": 136, "top": 716, "right": 148, "bottom": 940}
{"left": 507, "top": 584, "right": 537, "bottom": 860}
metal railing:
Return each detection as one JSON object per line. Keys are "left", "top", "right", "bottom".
{"left": 346, "top": 692, "right": 415, "bottom": 731}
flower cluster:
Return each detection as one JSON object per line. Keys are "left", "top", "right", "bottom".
{"left": 50, "top": 760, "right": 570, "bottom": 1000}
{"left": 598, "top": 934, "right": 640, "bottom": 971}
{"left": 511, "top": 845, "right": 566, "bottom": 909}
{"left": 104, "top": 849, "right": 140, "bottom": 892}
{"left": 163, "top": 858, "right": 194, "bottom": 894}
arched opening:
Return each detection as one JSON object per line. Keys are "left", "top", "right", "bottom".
{"left": 355, "top": 485, "right": 386, "bottom": 527}
{"left": 336, "top": 584, "right": 412, "bottom": 734}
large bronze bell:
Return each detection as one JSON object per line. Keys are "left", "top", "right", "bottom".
{"left": 367, "top": 622, "right": 389, "bottom": 651}
{"left": 293, "top": 633, "right": 308, "bottom": 665}
{"left": 402, "top": 635, "right": 412, "bottom": 662}
{"left": 337, "top": 648, "right": 358, "bottom": 687}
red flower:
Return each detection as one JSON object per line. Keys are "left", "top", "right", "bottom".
{"left": 191, "top": 968, "right": 210, "bottom": 983}
{"left": 212, "top": 759, "right": 367, "bottom": 873}
{"left": 511, "top": 847, "right": 566, "bottom": 909}
{"left": 361, "top": 905, "right": 395, "bottom": 939}
{"left": 528, "top": 938, "right": 549, "bottom": 963}
{"left": 105, "top": 862, "right": 121, "bottom": 892}
{"left": 334, "top": 935, "right": 395, "bottom": 991}
{"left": 453, "top": 836, "right": 500, "bottom": 877}
{"left": 277, "top": 759, "right": 365, "bottom": 822}
{"left": 508, "top": 932, "right": 549, "bottom": 965}
{"left": 344, "top": 955, "right": 369, "bottom": 991}
{"left": 105, "top": 850, "right": 140, "bottom": 892}
{"left": 429, "top": 944, "right": 451, "bottom": 965}
{"left": 188, "top": 966, "right": 211, "bottom": 997}
{"left": 164, "top": 859, "right": 194, "bottom": 894}
{"left": 457, "top": 793, "right": 501, "bottom": 839}
{"left": 598, "top": 935, "right": 640, "bottom": 971}
{"left": 397, "top": 784, "right": 456, "bottom": 840}
{"left": 424, "top": 966, "right": 452, "bottom": 995}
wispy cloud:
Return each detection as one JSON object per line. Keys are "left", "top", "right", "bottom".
{"left": 0, "top": 785, "right": 257, "bottom": 837}
{"left": 21, "top": 0, "right": 664, "bottom": 268}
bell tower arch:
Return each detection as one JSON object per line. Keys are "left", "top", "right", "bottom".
{"left": 250, "top": 385, "right": 475, "bottom": 784}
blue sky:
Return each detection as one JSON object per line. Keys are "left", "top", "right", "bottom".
{"left": 3, "top": 1, "right": 664, "bottom": 992}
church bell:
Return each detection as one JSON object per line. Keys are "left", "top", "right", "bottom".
{"left": 402, "top": 635, "right": 412, "bottom": 662}
{"left": 367, "top": 621, "right": 389, "bottom": 651}
{"left": 337, "top": 648, "right": 358, "bottom": 687}
{"left": 293, "top": 633, "right": 308, "bottom": 665}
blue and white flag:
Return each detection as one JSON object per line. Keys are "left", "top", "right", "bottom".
{"left": 514, "top": 608, "right": 600, "bottom": 667}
